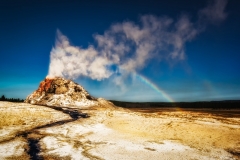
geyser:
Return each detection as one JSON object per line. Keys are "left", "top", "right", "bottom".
{"left": 25, "top": 77, "right": 115, "bottom": 109}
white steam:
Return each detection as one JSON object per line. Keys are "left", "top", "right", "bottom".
{"left": 48, "top": 30, "right": 112, "bottom": 80}
{"left": 48, "top": 0, "right": 227, "bottom": 80}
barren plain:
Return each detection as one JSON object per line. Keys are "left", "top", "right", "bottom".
{"left": 0, "top": 101, "right": 239, "bottom": 160}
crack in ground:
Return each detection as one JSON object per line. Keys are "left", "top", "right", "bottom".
{"left": 27, "top": 138, "right": 42, "bottom": 160}
{"left": 14, "top": 105, "right": 90, "bottom": 160}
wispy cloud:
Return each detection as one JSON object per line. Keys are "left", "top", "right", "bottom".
{"left": 199, "top": 0, "right": 228, "bottom": 24}
{"left": 48, "top": 0, "right": 228, "bottom": 84}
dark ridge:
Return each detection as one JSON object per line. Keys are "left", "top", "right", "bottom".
{"left": 110, "top": 100, "right": 240, "bottom": 109}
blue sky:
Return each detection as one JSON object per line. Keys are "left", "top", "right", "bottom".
{"left": 0, "top": 0, "right": 240, "bottom": 102}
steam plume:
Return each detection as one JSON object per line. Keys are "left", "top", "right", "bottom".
{"left": 48, "top": 30, "right": 112, "bottom": 80}
{"left": 48, "top": 0, "right": 227, "bottom": 81}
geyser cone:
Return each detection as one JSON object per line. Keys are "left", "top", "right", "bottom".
{"left": 25, "top": 77, "right": 114, "bottom": 109}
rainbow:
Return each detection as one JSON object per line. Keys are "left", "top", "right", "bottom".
{"left": 135, "top": 73, "right": 175, "bottom": 102}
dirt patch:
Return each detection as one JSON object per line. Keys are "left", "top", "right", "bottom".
{"left": 103, "top": 108, "right": 240, "bottom": 158}
{"left": 1, "top": 102, "right": 239, "bottom": 159}
{"left": 0, "top": 102, "right": 89, "bottom": 159}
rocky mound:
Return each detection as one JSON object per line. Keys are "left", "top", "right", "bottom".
{"left": 25, "top": 77, "right": 114, "bottom": 109}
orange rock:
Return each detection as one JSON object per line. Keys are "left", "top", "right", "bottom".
{"left": 37, "top": 78, "right": 54, "bottom": 93}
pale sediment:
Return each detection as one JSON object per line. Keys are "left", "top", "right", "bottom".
{"left": 0, "top": 102, "right": 239, "bottom": 159}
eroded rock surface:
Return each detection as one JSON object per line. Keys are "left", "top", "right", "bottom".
{"left": 25, "top": 77, "right": 114, "bottom": 109}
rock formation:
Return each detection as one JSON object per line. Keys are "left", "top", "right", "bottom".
{"left": 25, "top": 77, "right": 114, "bottom": 109}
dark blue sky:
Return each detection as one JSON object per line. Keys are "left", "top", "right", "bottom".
{"left": 0, "top": 0, "right": 240, "bottom": 102}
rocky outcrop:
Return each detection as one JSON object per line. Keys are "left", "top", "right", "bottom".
{"left": 25, "top": 77, "right": 114, "bottom": 109}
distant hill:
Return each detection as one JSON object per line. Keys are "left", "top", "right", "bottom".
{"left": 110, "top": 100, "right": 240, "bottom": 109}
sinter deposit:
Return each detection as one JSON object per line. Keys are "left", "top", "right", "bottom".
{"left": 25, "top": 77, "right": 114, "bottom": 109}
